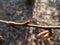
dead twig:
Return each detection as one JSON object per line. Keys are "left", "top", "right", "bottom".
{"left": 0, "top": 20, "right": 60, "bottom": 29}
{"left": 0, "top": 36, "right": 6, "bottom": 42}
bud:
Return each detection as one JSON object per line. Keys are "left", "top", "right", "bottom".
{"left": 29, "top": 19, "right": 32, "bottom": 22}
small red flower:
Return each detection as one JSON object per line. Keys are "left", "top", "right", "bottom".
{"left": 29, "top": 19, "right": 32, "bottom": 22}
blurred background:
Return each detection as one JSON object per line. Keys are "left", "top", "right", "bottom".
{"left": 0, "top": 0, "right": 60, "bottom": 45}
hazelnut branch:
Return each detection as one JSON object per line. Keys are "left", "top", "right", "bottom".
{"left": 0, "top": 19, "right": 60, "bottom": 29}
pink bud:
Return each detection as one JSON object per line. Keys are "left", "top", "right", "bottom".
{"left": 29, "top": 19, "right": 32, "bottom": 22}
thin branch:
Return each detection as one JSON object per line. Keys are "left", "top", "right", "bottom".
{"left": 0, "top": 20, "right": 24, "bottom": 25}
{"left": 0, "top": 20, "right": 60, "bottom": 29}
{"left": 27, "top": 24, "right": 60, "bottom": 29}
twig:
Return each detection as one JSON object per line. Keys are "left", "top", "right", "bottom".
{"left": 0, "top": 36, "right": 6, "bottom": 42}
{"left": 27, "top": 24, "right": 60, "bottom": 29}
{"left": 0, "top": 20, "right": 60, "bottom": 29}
